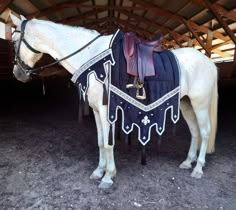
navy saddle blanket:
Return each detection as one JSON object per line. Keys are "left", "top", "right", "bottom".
{"left": 108, "top": 31, "right": 180, "bottom": 145}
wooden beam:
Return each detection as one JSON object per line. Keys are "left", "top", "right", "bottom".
{"left": 117, "top": 18, "right": 176, "bottom": 46}
{"left": 169, "top": 31, "right": 184, "bottom": 47}
{"left": 27, "top": 2, "right": 144, "bottom": 19}
{"left": 59, "top": 9, "right": 106, "bottom": 25}
{"left": 203, "top": 0, "right": 236, "bottom": 45}
{"left": 0, "top": 0, "right": 12, "bottom": 15}
{"left": 221, "top": 47, "right": 236, "bottom": 52}
{"left": 117, "top": 0, "right": 123, "bottom": 19}
{"left": 119, "top": 9, "right": 190, "bottom": 42}
{"left": 129, "top": 0, "right": 229, "bottom": 42}
{"left": 27, "top": 0, "right": 89, "bottom": 19}
{"left": 124, "top": 1, "right": 136, "bottom": 31}
{"left": 234, "top": 47, "right": 236, "bottom": 61}
{"left": 108, "top": 0, "right": 115, "bottom": 28}
{"left": 212, "top": 48, "right": 231, "bottom": 57}
{"left": 190, "top": 0, "right": 236, "bottom": 22}
{"left": 211, "top": 40, "right": 233, "bottom": 50}
{"left": 108, "top": 0, "right": 115, "bottom": 18}
{"left": 118, "top": 9, "right": 216, "bottom": 49}
{"left": 91, "top": 0, "right": 98, "bottom": 21}
{"left": 206, "top": 30, "right": 213, "bottom": 55}
{"left": 117, "top": 18, "right": 152, "bottom": 38}
{"left": 83, "top": 17, "right": 115, "bottom": 29}
{"left": 181, "top": 17, "right": 211, "bottom": 57}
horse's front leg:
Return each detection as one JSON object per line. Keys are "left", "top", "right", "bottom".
{"left": 90, "top": 110, "right": 106, "bottom": 179}
{"left": 98, "top": 106, "right": 116, "bottom": 189}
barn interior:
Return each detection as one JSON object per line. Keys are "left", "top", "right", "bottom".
{"left": 0, "top": 0, "right": 236, "bottom": 209}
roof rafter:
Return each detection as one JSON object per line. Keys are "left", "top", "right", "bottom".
{"left": 203, "top": 0, "right": 236, "bottom": 45}
{"left": 181, "top": 17, "right": 211, "bottom": 56}
{"left": 0, "top": 0, "right": 12, "bottom": 15}
{"left": 27, "top": 2, "right": 144, "bottom": 19}
{"left": 190, "top": 0, "right": 236, "bottom": 22}
{"left": 129, "top": 0, "right": 229, "bottom": 42}
{"left": 59, "top": 9, "right": 106, "bottom": 25}
{"left": 27, "top": 0, "right": 90, "bottom": 19}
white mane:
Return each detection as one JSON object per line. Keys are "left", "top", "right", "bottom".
{"left": 31, "top": 19, "right": 100, "bottom": 38}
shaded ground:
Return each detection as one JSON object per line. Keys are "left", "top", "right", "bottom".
{"left": 0, "top": 78, "right": 235, "bottom": 210}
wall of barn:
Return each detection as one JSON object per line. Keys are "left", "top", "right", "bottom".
{"left": 0, "top": 38, "right": 13, "bottom": 80}
{"left": 217, "top": 62, "right": 236, "bottom": 80}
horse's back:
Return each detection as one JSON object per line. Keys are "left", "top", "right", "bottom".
{"left": 171, "top": 48, "right": 217, "bottom": 98}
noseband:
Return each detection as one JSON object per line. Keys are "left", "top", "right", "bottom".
{"left": 13, "top": 20, "right": 101, "bottom": 76}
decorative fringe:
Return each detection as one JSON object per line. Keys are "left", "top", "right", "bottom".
{"left": 172, "top": 124, "right": 177, "bottom": 135}
{"left": 77, "top": 87, "right": 83, "bottom": 123}
{"left": 108, "top": 124, "right": 113, "bottom": 146}
{"left": 141, "top": 146, "right": 146, "bottom": 165}
{"left": 103, "top": 83, "right": 108, "bottom": 105}
{"left": 42, "top": 78, "right": 46, "bottom": 96}
{"left": 125, "top": 134, "right": 131, "bottom": 146}
{"left": 156, "top": 135, "right": 162, "bottom": 157}
{"left": 157, "top": 135, "right": 162, "bottom": 145}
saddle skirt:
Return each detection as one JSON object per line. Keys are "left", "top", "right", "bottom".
{"left": 123, "top": 32, "right": 163, "bottom": 82}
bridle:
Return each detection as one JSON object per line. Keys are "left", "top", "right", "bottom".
{"left": 13, "top": 20, "right": 101, "bottom": 76}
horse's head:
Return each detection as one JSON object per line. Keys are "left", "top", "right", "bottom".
{"left": 10, "top": 14, "right": 43, "bottom": 83}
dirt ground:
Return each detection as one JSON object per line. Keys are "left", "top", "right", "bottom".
{"left": 0, "top": 78, "right": 235, "bottom": 210}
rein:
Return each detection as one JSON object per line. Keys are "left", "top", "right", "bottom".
{"left": 13, "top": 20, "right": 101, "bottom": 75}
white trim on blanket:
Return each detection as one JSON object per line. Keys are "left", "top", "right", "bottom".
{"left": 71, "top": 49, "right": 114, "bottom": 83}
{"left": 109, "top": 84, "right": 180, "bottom": 113}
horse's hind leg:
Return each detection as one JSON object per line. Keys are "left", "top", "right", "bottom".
{"left": 90, "top": 110, "right": 106, "bottom": 180}
{"left": 179, "top": 97, "right": 199, "bottom": 169}
{"left": 188, "top": 89, "right": 215, "bottom": 178}
{"left": 190, "top": 106, "right": 210, "bottom": 178}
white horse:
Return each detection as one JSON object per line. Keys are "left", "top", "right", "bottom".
{"left": 10, "top": 14, "right": 218, "bottom": 189}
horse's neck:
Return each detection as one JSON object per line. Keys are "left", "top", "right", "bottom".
{"left": 29, "top": 20, "right": 113, "bottom": 75}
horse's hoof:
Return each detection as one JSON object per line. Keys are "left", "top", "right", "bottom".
{"left": 190, "top": 169, "right": 203, "bottom": 179}
{"left": 90, "top": 171, "right": 104, "bottom": 180}
{"left": 179, "top": 160, "right": 192, "bottom": 169}
{"left": 98, "top": 181, "right": 113, "bottom": 189}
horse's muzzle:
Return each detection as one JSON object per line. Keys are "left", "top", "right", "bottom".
{"left": 13, "top": 66, "right": 31, "bottom": 83}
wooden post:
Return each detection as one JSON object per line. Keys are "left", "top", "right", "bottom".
{"left": 5, "top": 24, "right": 11, "bottom": 40}
{"left": 206, "top": 30, "right": 213, "bottom": 58}
{"left": 234, "top": 46, "right": 236, "bottom": 62}
{"left": 187, "top": 39, "right": 193, "bottom": 47}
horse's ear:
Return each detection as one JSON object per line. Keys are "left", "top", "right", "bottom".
{"left": 10, "top": 13, "right": 21, "bottom": 26}
{"left": 20, "top": 15, "right": 27, "bottom": 21}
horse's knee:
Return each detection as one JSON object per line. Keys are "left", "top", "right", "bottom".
{"left": 104, "top": 144, "right": 114, "bottom": 150}
{"left": 199, "top": 126, "right": 210, "bottom": 141}
{"left": 189, "top": 127, "right": 199, "bottom": 138}
{"left": 98, "top": 142, "right": 104, "bottom": 148}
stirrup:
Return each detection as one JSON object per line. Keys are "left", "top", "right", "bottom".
{"left": 136, "top": 87, "right": 146, "bottom": 100}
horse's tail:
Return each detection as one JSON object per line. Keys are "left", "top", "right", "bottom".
{"left": 207, "top": 72, "right": 218, "bottom": 154}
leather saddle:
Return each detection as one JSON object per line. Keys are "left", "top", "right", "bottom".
{"left": 123, "top": 32, "right": 163, "bottom": 99}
